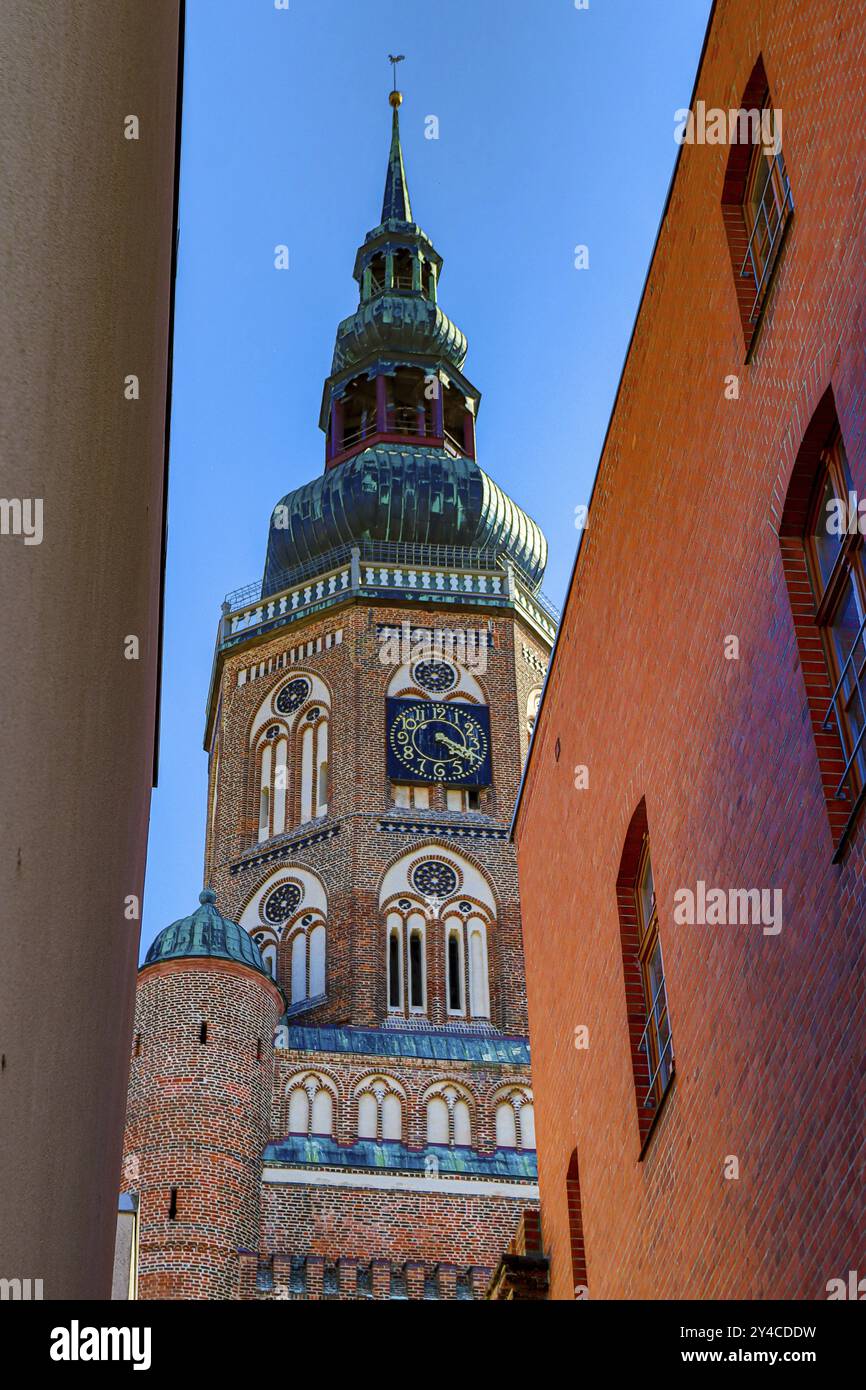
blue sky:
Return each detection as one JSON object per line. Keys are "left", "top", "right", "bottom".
{"left": 142, "top": 0, "right": 713, "bottom": 953}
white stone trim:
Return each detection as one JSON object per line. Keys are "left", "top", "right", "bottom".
{"left": 262, "top": 1166, "right": 538, "bottom": 1199}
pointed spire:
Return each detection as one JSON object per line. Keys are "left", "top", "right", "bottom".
{"left": 382, "top": 82, "right": 412, "bottom": 224}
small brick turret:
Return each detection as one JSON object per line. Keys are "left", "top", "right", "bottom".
{"left": 122, "top": 891, "right": 284, "bottom": 1299}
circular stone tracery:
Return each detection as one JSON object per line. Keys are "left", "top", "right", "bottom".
{"left": 275, "top": 678, "right": 311, "bottom": 715}
{"left": 263, "top": 882, "right": 302, "bottom": 924}
{"left": 412, "top": 659, "right": 458, "bottom": 694}
{"left": 411, "top": 860, "right": 458, "bottom": 899}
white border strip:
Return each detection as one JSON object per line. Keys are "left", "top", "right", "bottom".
{"left": 263, "top": 1166, "right": 538, "bottom": 1199}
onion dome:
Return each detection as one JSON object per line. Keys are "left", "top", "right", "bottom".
{"left": 263, "top": 444, "right": 547, "bottom": 594}
{"left": 143, "top": 890, "right": 269, "bottom": 977}
{"left": 262, "top": 83, "right": 548, "bottom": 603}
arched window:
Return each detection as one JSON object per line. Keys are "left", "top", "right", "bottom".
{"left": 446, "top": 921, "right": 463, "bottom": 1014}
{"left": 286, "top": 918, "right": 327, "bottom": 1007}
{"left": 408, "top": 924, "right": 424, "bottom": 1009}
{"left": 250, "top": 677, "right": 331, "bottom": 844}
{"left": 387, "top": 916, "right": 403, "bottom": 1010}
{"left": 780, "top": 393, "right": 866, "bottom": 857}
{"left": 425, "top": 1083, "right": 473, "bottom": 1147}
{"left": 285, "top": 1073, "right": 336, "bottom": 1137}
{"left": 309, "top": 924, "right": 326, "bottom": 997}
{"left": 467, "top": 919, "right": 489, "bottom": 1018}
{"left": 616, "top": 801, "right": 674, "bottom": 1149}
{"left": 355, "top": 1077, "right": 404, "bottom": 1142}
{"left": 298, "top": 706, "right": 329, "bottom": 824}
{"left": 258, "top": 742, "right": 272, "bottom": 843}
{"left": 379, "top": 847, "right": 497, "bottom": 1020}
{"left": 385, "top": 910, "right": 425, "bottom": 1015}
{"left": 566, "top": 1150, "right": 589, "bottom": 1297}
{"left": 493, "top": 1087, "right": 534, "bottom": 1150}
{"left": 720, "top": 56, "right": 793, "bottom": 353}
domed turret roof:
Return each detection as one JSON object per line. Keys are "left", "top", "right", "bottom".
{"left": 143, "top": 890, "right": 269, "bottom": 977}
{"left": 263, "top": 445, "right": 547, "bottom": 595}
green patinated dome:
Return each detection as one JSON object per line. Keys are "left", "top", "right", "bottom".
{"left": 332, "top": 295, "right": 467, "bottom": 375}
{"left": 263, "top": 444, "right": 547, "bottom": 594}
{"left": 143, "top": 890, "right": 268, "bottom": 977}
{"left": 261, "top": 93, "right": 548, "bottom": 600}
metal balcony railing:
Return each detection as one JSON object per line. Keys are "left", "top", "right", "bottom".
{"left": 740, "top": 151, "right": 794, "bottom": 323}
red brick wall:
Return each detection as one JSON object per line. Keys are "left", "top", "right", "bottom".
{"left": 514, "top": 0, "right": 866, "bottom": 1300}
{"left": 256, "top": 1182, "right": 524, "bottom": 1294}
{"left": 123, "top": 959, "right": 282, "bottom": 1299}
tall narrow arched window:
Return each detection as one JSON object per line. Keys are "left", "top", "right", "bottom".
{"left": 387, "top": 915, "right": 403, "bottom": 1010}
{"left": 258, "top": 743, "right": 272, "bottom": 842}
{"left": 286, "top": 918, "right": 327, "bottom": 1007}
{"left": 300, "top": 723, "right": 314, "bottom": 823}
{"left": 309, "top": 925, "right": 326, "bottom": 998}
{"left": 290, "top": 933, "right": 306, "bottom": 1005}
{"left": 780, "top": 393, "right": 865, "bottom": 857}
{"left": 273, "top": 737, "right": 288, "bottom": 835}
{"left": 408, "top": 925, "right": 424, "bottom": 1010}
{"left": 566, "top": 1151, "right": 589, "bottom": 1297}
{"left": 616, "top": 801, "right": 674, "bottom": 1150}
{"left": 493, "top": 1088, "right": 533, "bottom": 1150}
{"left": 446, "top": 925, "right": 463, "bottom": 1014}
{"left": 720, "top": 56, "right": 793, "bottom": 354}
{"left": 467, "top": 919, "right": 489, "bottom": 1018}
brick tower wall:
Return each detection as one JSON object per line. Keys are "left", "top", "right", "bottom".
{"left": 123, "top": 958, "right": 283, "bottom": 1299}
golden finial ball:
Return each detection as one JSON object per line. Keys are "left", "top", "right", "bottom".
{"left": 389, "top": 90, "right": 403, "bottom": 109}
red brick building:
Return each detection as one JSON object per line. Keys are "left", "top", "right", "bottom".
{"left": 513, "top": 0, "right": 866, "bottom": 1301}
{"left": 122, "top": 88, "right": 553, "bottom": 1300}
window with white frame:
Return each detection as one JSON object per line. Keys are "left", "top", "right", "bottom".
{"left": 287, "top": 917, "right": 326, "bottom": 1006}
{"left": 385, "top": 908, "right": 427, "bottom": 1015}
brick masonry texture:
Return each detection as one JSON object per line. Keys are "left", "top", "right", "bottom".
{"left": 514, "top": 0, "right": 866, "bottom": 1301}
{"left": 125, "top": 595, "right": 549, "bottom": 1298}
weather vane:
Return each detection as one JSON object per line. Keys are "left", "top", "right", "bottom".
{"left": 388, "top": 53, "right": 405, "bottom": 93}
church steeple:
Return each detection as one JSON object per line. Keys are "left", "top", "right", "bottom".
{"left": 382, "top": 90, "right": 412, "bottom": 225}
{"left": 261, "top": 79, "right": 548, "bottom": 598}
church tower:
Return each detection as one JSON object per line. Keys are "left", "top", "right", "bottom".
{"left": 126, "top": 84, "right": 556, "bottom": 1300}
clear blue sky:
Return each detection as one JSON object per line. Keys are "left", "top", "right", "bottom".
{"left": 142, "top": 0, "right": 713, "bottom": 954}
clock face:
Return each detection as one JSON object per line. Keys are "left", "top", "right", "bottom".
{"left": 386, "top": 698, "right": 492, "bottom": 787}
